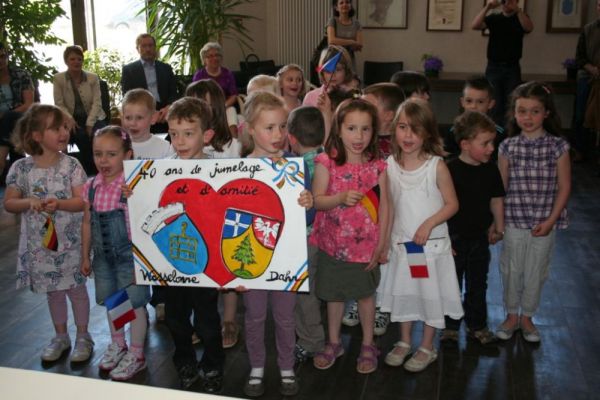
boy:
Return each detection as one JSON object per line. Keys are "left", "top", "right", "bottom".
{"left": 362, "top": 82, "right": 406, "bottom": 158}
{"left": 122, "top": 88, "right": 174, "bottom": 322}
{"left": 287, "top": 106, "right": 325, "bottom": 363}
{"left": 442, "top": 110, "right": 505, "bottom": 345}
{"left": 164, "top": 97, "right": 224, "bottom": 392}
{"left": 122, "top": 88, "right": 175, "bottom": 160}
{"left": 444, "top": 77, "right": 505, "bottom": 161}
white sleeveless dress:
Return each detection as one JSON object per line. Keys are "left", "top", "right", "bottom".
{"left": 377, "top": 155, "right": 463, "bottom": 329}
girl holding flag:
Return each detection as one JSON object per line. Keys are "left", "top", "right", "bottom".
{"left": 80, "top": 126, "right": 150, "bottom": 381}
{"left": 376, "top": 98, "right": 463, "bottom": 372}
{"left": 4, "top": 104, "right": 94, "bottom": 363}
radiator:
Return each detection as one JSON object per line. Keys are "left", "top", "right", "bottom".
{"left": 274, "top": 0, "right": 330, "bottom": 75}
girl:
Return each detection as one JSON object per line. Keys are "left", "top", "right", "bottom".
{"left": 4, "top": 104, "right": 93, "bottom": 363}
{"left": 496, "top": 82, "right": 570, "bottom": 343}
{"left": 186, "top": 80, "right": 242, "bottom": 350}
{"left": 377, "top": 98, "right": 463, "bottom": 372}
{"left": 310, "top": 98, "right": 389, "bottom": 375}
{"left": 327, "top": 0, "right": 363, "bottom": 70}
{"left": 277, "top": 64, "right": 306, "bottom": 111}
{"left": 241, "top": 92, "right": 313, "bottom": 397}
{"left": 81, "top": 126, "right": 150, "bottom": 380}
{"left": 390, "top": 71, "right": 431, "bottom": 101}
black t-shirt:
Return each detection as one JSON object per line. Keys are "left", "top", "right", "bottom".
{"left": 485, "top": 13, "right": 525, "bottom": 63}
{"left": 447, "top": 158, "right": 505, "bottom": 238}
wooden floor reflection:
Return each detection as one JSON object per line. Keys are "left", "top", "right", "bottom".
{"left": 0, "top": 162, "right": 599, "bottom": 400}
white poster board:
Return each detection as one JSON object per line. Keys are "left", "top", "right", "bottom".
{"left": 124, "top": 157, "right": 308, "bottom": 292}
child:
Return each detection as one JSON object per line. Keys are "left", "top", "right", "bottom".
{"left": 122, "top": 88, "right": 175, "bottom": 160}
{"left": 246, "top": 75, "right": 280, "bottom": 95}
{"left": 277, "top": 64, "right": 306, "bottom": 111}
{"left": 121, "top": 88, "right": 174, "bottom": 322}
{"left": 80, "top": 126, "right": 150, "bottom": 380}
{"left": 377, "top": 98, "right": 463, "bottom": 372}
{"left": 342, "top": 82, "right": 405, "bottom": 337}
{"left": 163, "top": 97, "right": 225, "bottom": 392}
{"left": 241, "top": 92, "right": 313, "bottom": 397}
{"left": 185, "top": 79, "right": 242, "bottom": 349}
{"left": 444, "top": 77, "right": 505, "bottom": 161}
{"left": 327, "top": 0, "right": 363, "bottom": 70}
{"left": 4, "top": 104, "right": 93, "bottom": 363}
{"left": 441, "top": 111, "right": 505, "bottom": 345}
{"left": 287, "top": 106, "right": 325, "bottom": 363}
{"left": 496, "top": 81, "right": 570, "bottom": 343}
{"left": 303, "top": 45, "right": 354, "bottom": 108}
{"left": 310, "top": 98, "right": 389, "bottom": 375}
{"left": 390, "top": 71, "right": 431, "bottom": 101}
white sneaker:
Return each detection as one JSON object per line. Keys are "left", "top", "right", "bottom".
{"left": 41, "top": 336, "right": 71, "bottom": 362}
{"left": 373, "top": 309, "right": 390, "bottom": 336}
{"left": 342, "top": 301, "right": 359, "bottom": 327}
{"left": 70, "top": 336, "right": 94, "bottom": 362}
{"left": 99, "top": 343, "right": 127, "bottom": 371}
{"left": 109, "top": 352, "right": 146, "bottom": 381}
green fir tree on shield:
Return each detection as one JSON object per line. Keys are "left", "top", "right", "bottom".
{"left": 231, "top": 234, "right": 256, "bottom": 278}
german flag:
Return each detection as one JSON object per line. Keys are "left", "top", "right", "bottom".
{"left": 360, "top": 185, "right": 380, "bottom": 223}
{"left": 42, "top": 215, "right": 58, "bottom": 251}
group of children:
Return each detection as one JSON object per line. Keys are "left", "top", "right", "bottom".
{"left": 3, "top": 42, "right": 570, "bottom": 397}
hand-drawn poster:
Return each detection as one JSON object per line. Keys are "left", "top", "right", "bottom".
{"left": 124, "top": 157, "right": 309, "bottom": 292}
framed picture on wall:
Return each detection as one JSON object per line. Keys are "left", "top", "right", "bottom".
{"left": 481, "top": 0, "right": 527, "bottom": 36}
{"left": 358, "top": 0, "right": 408, "bottom": 29}
{"left": 426, "top": 0, "right": 464, "bottom": 31}
{"left": 546, "top": 0, "right": 587, "bottom": 33}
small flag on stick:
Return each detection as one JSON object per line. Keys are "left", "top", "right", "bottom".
{"left": 404, "top": 241, "right": 429, "bottom": 278}
{"left": 360, "top": 185, "right": 380, "bottom": 223}
{"left": 42, "top": 214, "right": 58, "bottom": 251}
{"left": 104, "top": 288, "right": 136, "bottom": 330}
{"left": 317, "top": 52, "right": 342, "bottom": 73}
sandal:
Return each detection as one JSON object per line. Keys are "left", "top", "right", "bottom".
{"left": 221, "top": 321, "right": 239, "bottom": 349}
{"left": 384, "top": 341, "right": 411, "bottom": 367}
{"left": 313, "top": 342, "right": 344, "bottom": 370}
{"left": 357, "top": 343, "right": 379, "bottom": 374}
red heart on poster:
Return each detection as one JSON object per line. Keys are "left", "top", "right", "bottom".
{"left": 158, "top": 178, "right": 285, "bottom": 286}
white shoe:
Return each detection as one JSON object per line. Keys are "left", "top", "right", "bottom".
{"left": 384, "top": 341, "right": 411, "bottom": 367}
{"left": 99, "top": 343, "right": 127, "bottom": 371}
{"left": 41, "top": 336, "right": 71, "bottom": 362}
{"left": 342, "top": 301, "right": 359, "bottom": 327}
{"left": 404, "top": 347, "right": 437, "bottom": 372}
{"left": 70, "top": 336, "right": 94, "bottom": 362}
{"left": 109, "top": 352, "right": 146, "bottom": 381}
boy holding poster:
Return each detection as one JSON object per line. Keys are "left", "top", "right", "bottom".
{"left": 164, "top": 97, "right": 225, "bottom": 393}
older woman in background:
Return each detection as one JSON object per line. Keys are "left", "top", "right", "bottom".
{"left": 53, "top": 45, "right": 106, "bottom": 174}
{"left": 0, "top": 42, "right": 34, "bottom": 178}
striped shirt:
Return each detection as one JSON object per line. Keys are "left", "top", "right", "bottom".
{"left": 82, "top": 173, "right": 131, "bottom": 239}
{"left": 499, "top": 133, "right": 569, "bottom": 229}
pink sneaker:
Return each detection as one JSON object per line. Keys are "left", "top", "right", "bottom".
{"left": 109, "top": 352, "right": 146, "bottom": 381}
{"left": 99, "top": 343, "right": 127, "bottom": 371}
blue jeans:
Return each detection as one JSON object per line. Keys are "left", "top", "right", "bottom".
{"left": 486, "top": 61, "right": 522, "bottom": 126}
{"left": 445, "top": 235, "right": 491, "bottom": 331}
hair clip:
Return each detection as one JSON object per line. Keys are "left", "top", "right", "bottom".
{"left": 121, "top": 129, "right": 128, "bottom": 141}
{"left": 541, "top": 85, "right": 551, "bottom": 94}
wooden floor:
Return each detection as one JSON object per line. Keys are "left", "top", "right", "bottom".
{"left": 1, "top": 162, "right": 599, "bottom": 400}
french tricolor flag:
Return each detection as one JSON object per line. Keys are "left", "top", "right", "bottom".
{"left": 404, "top": 241, "right": 429, "bottom": 278}
{"left": 104, "top": 288, "right": 136, "bottom": 330}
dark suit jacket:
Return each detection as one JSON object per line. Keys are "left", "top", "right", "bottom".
{"left": 121, "top": 59, "right": 178, "bottom": 110}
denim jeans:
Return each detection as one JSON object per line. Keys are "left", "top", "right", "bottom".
{"left": 486, "top": 61, "right": 522, "bottom": 126}
{"left": 445, "top": 235, "right": 491, "bottom": 331}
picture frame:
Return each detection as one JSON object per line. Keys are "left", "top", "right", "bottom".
{"left": 426, "top": 0, "right": 464, "bottom": 32}
{"left": 546, "top": 0, "right": 587, "bottom": 33}
{"left": 482, "top": 0, "right": 527, "bottom": 36}
{"left": 358, "top": 0, "right": 408, "bottom": 29}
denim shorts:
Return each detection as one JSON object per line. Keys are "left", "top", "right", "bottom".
{"left": 92, "top": 244, "right": 150, "bottom": 309}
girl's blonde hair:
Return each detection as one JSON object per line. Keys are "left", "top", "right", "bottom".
{"left": 241, "top": 91, "right": 286, "bottom": 157}
{"left": 325, "top": 98, "right": 380, "bottom": 165}
{"left": 391, "top": 98, "right": 444, "bottom": 161}
{"left": 247, "top": 74, "right": 280, "bottom": 95}
{"left": 12, "top": 104, "right": 67, "bottom": 156}
{"left": 276, "top": 64, "right": 306, "bottom": 97}
{"left": 318, "top": 45, "right": 354, "bottom": 86}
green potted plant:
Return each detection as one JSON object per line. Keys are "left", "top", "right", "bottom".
{"left": 422, "top": 54, "right": 443, "bottom": 78}
{"left": 562, "top": 58, "right": 577, "bottom": 80}
{"left": 143, "top": 0, "right": 256, "bottom": 75}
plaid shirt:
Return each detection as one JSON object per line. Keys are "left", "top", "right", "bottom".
{"left": 82, "top": 173, "right": 131, "bottom": 239}
{"left": 499, "top": 133, "right": 569, "bottom": 229}
{"left": 8, "top": 65, "right": 33, "bottom": 109}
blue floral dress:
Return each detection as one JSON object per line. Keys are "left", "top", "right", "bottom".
{"left": 6, "top": 153, "right": 87, "bottom": 293}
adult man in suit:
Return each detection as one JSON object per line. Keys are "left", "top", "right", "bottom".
{"left": 121, "top": 33, "right": 178, "bottom": 133}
